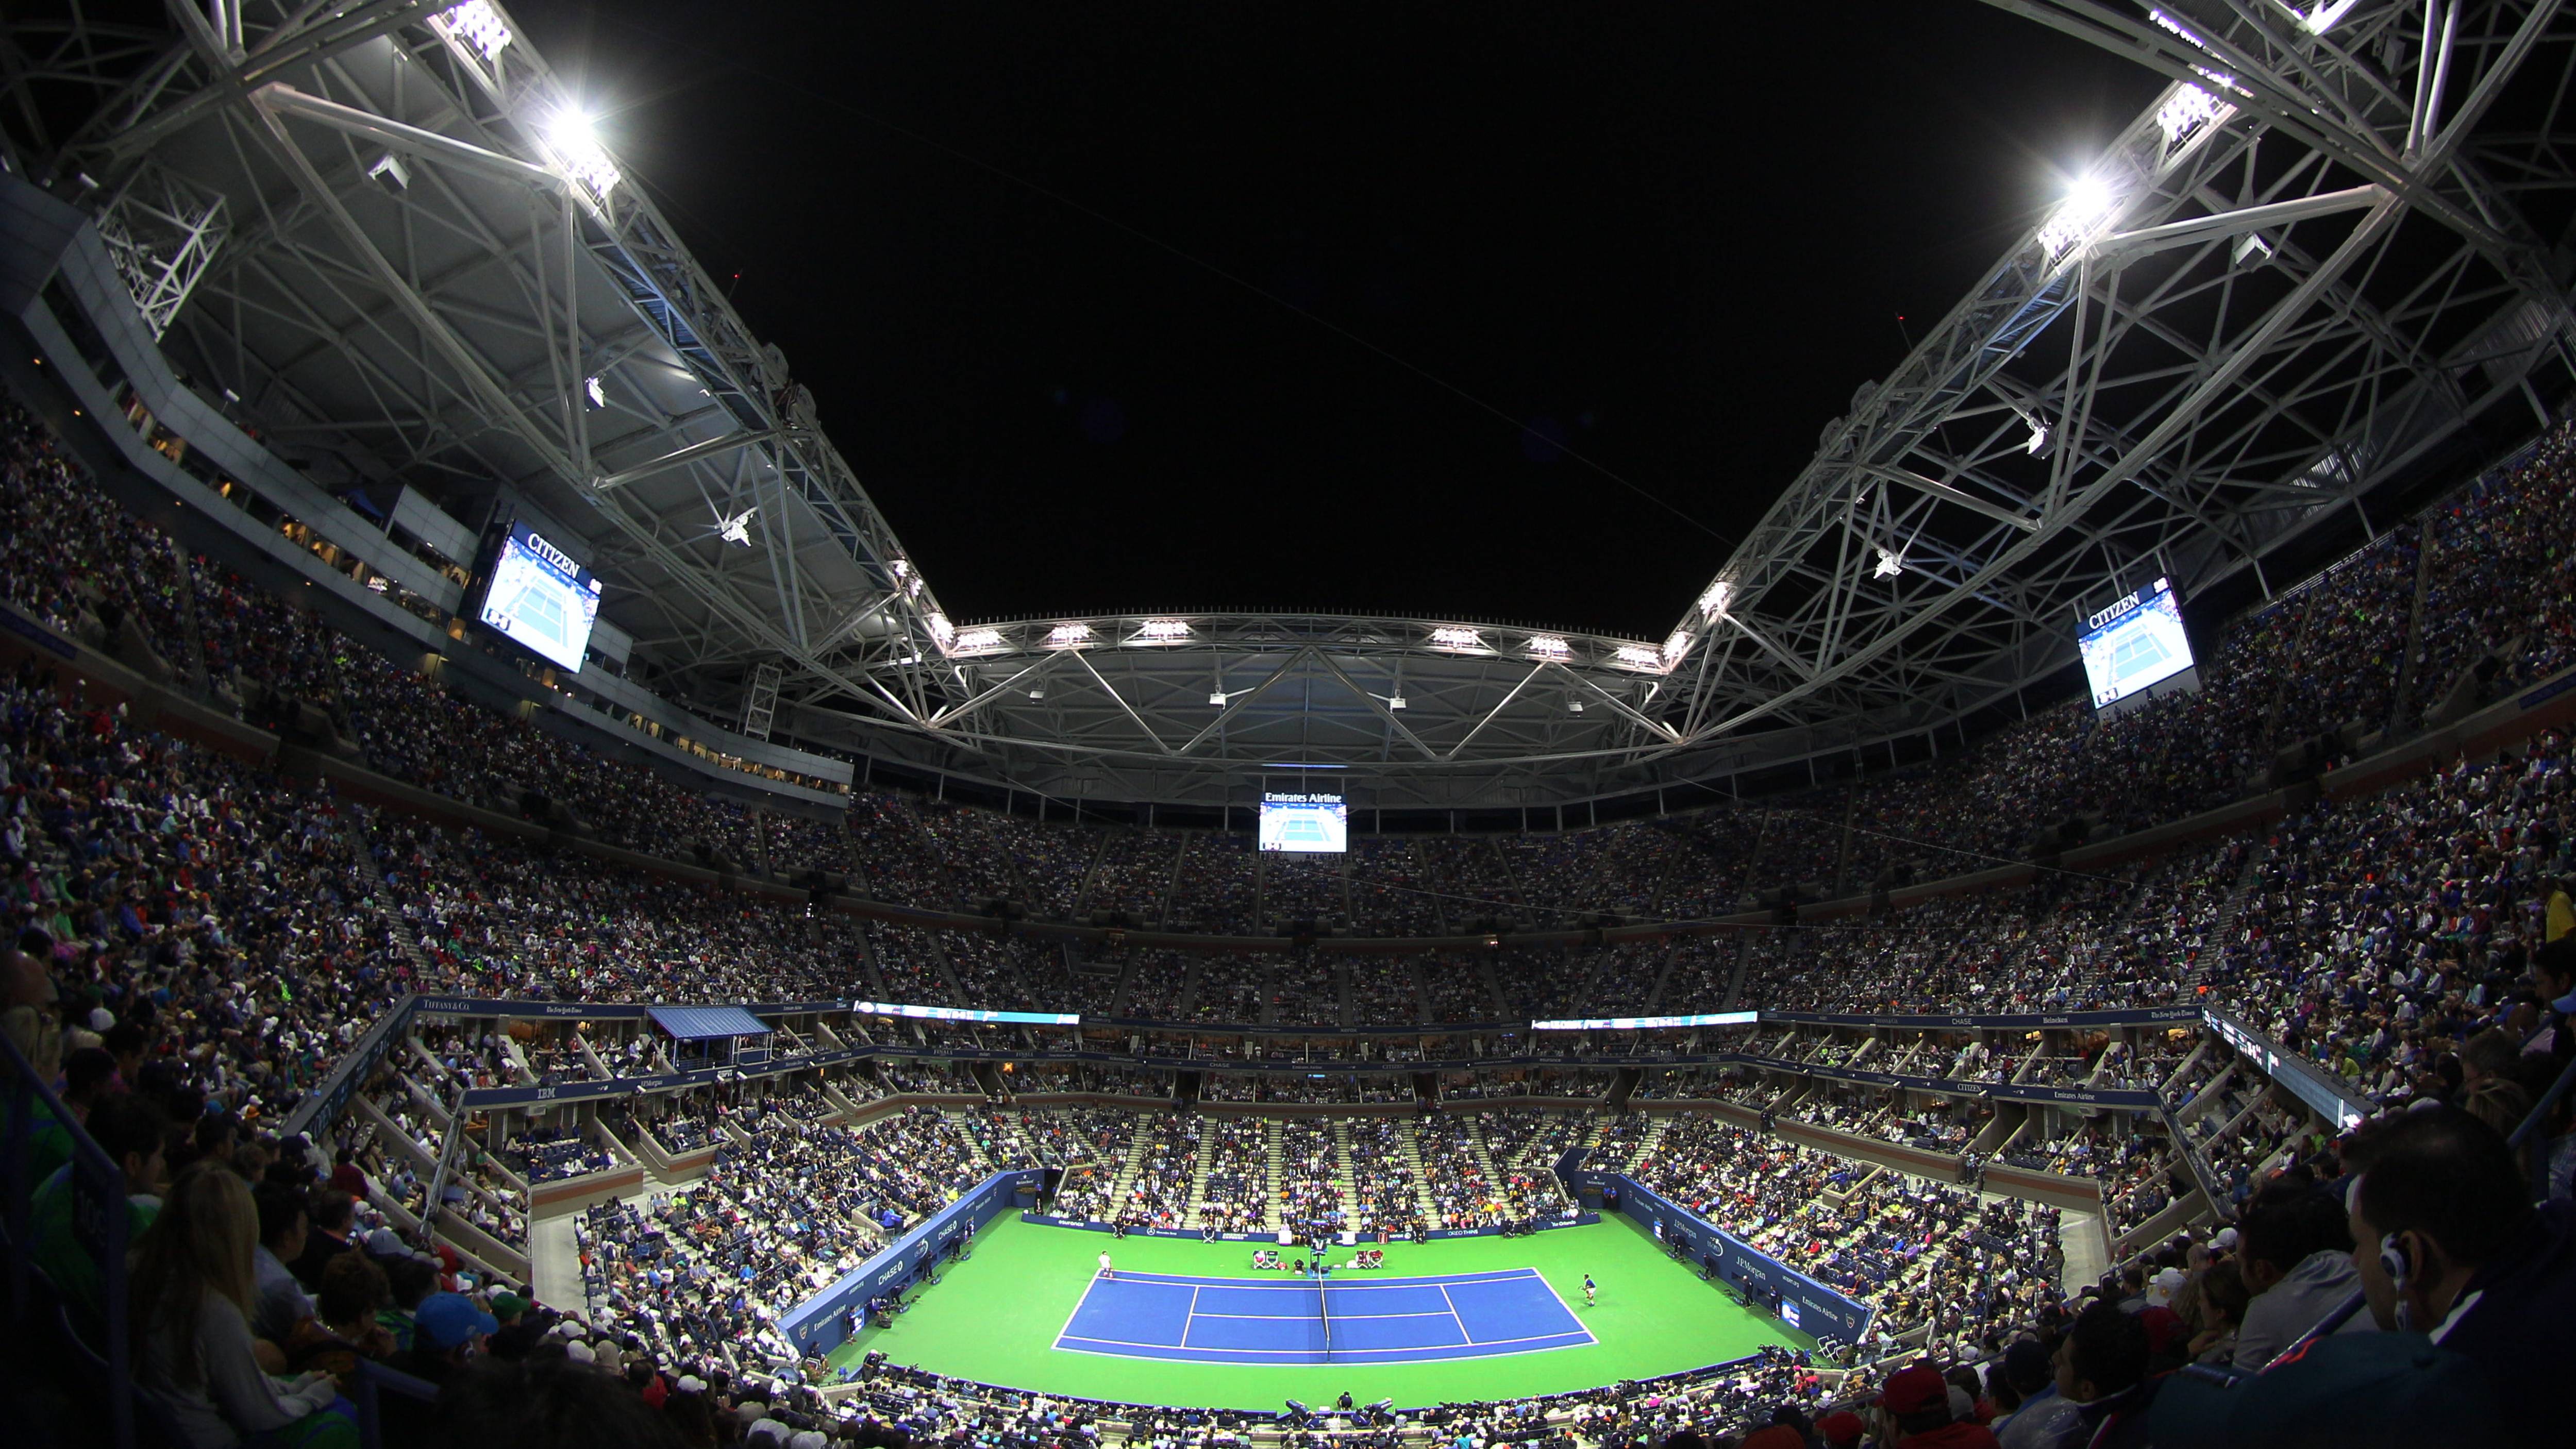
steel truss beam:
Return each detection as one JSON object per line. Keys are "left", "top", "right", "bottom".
{"left": 3, "top": 1, "right": 2573, "bottom": 811}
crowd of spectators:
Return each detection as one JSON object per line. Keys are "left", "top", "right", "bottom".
{"left": 16, "top": 386, "right": 2576, "bottom": 1446}
{"left": 22, "top": 400, "right": 2576, "bottom": 1025}
{"left": 1111, "top": 1115, "right": 1199, "bottom": 1231}
{"left": 1275, "top": 1120, "right": 1347, "bottom": 1239}
{"left": 578, "top": 1102, "right": 979, "bottom": 1371}
{"left": 1343, "top": 1119, "right": 1421, "bottom": 1234}
{"left": 497, "top": 1127, "right": 623, "bottom": 1186}
{"left": 1194, "top": 1117, "right": 1270, "bottom": 1233}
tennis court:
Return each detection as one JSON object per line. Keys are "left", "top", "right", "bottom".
{"left": 1056, "top": 1267, "right": 1595, "bottom": 1364}
{"left": 830, "top": 1214, "right": 1803, "bottom": 1409}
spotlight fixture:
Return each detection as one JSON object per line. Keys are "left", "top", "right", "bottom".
{"left": 2037, "top": 172, "right": 2120, "bottom": 257}
{"left": 545, "top": 108, "right": 621, "bottom": 197}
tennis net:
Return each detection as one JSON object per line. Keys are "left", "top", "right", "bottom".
{"left": 1317, "top": 1268, "right": 1331, "bottom": 1359}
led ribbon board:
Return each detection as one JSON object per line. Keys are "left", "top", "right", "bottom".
{"left": 1530, "top": 1011, "right": 1759, "bottom": 1031}
{"left": 852, "top": 1001, "right": 1080, "bottom": 1025}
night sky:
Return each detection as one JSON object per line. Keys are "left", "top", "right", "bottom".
{"left": 517, "top": 3, "right": 2162, "bottom": 638}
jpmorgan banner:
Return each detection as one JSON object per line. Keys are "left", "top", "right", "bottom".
{"left": 778, "top": 1170, "right": 1043, "bottom": 1355}
{"left": 1758, "top": 1006, "right": 2202, "bottom": 1031}
{"left": 1563, "top": 1166, "right": 1874, "bottom": 1346}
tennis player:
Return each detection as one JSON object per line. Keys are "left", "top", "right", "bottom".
{"left": 1583, "top": 1274, "right": 1596, "bottom": 1306}
{"left": 1099, "top": 1250, "right": 1114, "bottom": 1278}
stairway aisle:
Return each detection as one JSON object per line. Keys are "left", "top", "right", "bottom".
{"left": 945, "top": 1108, "right": 997, "bottom": 1175}
{"left": 2057, "top": 1204, "right": 2112, "bottom": 1294}
{"left": 1105, "top": 1115, "right": 1157, "bottom": 1205}
{"left": 1402, "top": 1121, "right": 1447, "bottom": 1225}
{"left": 528, "top": 1212, "right": 584, "bottom": 1320}
{"left": 1261, "top": 1119, "right": 1286, "bottom": 1233}
{"left": 1459, "top": 1116, "right": 1506, "bottom": 1182}
{"left": 1617, "top": 1115, "right": 1675, "bottom": 1173}
{"left": 1184, "top": 1124, "right": 1220, "bottom": 1226}
{"left": 1330, "top": 1119, "right": 1359, "bottom": 1213}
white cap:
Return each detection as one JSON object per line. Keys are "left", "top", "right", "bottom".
{"left": 564, "top": 1340, "right": 596, "bottom": 1364}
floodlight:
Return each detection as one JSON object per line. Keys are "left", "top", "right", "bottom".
{"left": 1567, "top": 699, "right": 1585, "bottom": 713}
{"left": 1698, "top": 581, "right": 1731, "bottom": 619}
{"left": 544, "top": 108, "right": 621, "bottom": 198}
{"left": 925, "top": 613, "right": 955, "bottom": 645}
{"left": 1028, "top": 688, "right": 1045, "bottom": 700}
{"left": 1526, "top": 635, "right": 1571, "bottom": 659}
{"left": 434, "top": 2, "right": 514, "bottom": 61}
{"left": 1428, "top": 626, "right": 1483, "bottom": 649}
{"left": 2155, "top": 83, "right": 2221, "bottom": 145}
{"left": 1662, "top": 629, "right": 1693, "bottom": 663}
{"left": 2146, "top": 8, "right": 2211, "bottom": 50}
{"left": 583, "top": 375, "right": 605, "bottom": 409}
{"left": 1874, "top": 547, "right": 1905, "bottom": 579}
{"left": 952, "top": 627, "right": 1004, "bottom": 653}
{"left": 1135, "top": 619, "right": 1192, "bottom": 642}
{"left": 1612, "top": 644, "right": 1660, "bottom": 668}
{"left": 1209, "top": 690, "right": 1229, "bottom": 705}
{"left": 2231, "top": 232, "right": 2273, "bottom": 269}
{"left": 1046, "top": 622, "right": 1093, "bottom": 647}
{"left": 2038, "top": 172, "right": 2120, "bottom": 257}
{"left": 2303, "top": 1, "right": 2361, "bottom": 33}
{"left": 1387, "top": 695, "right": 1407, "bottom": 710}
{"left": 716, "top": 508, "right": 755, "bottom": 547}
{"left": 2064, "top": 174, "right": 2116, "bottom": 225}
{"left": 550, "top": 108, "right": 598, "bottom": 151}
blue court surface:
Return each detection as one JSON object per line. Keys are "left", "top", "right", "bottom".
{"left": 1055, "top": 1268, "right": 1597, "bottom": 1364}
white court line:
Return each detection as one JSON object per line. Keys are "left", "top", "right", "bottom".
{"left": 1055, "top": 1266, "right": 1587, "bottom": 1359}
{"left": 1194, "top": 1309, "right": 1458, "bottom": 1321}
{"left": 1055, "top": 1327, "right": 1596, "bottom": 1356}
{"left": 1418, "top": 1326, "right": 1594, "bottom": 1348}
{"left": 1440, "top": 1271, "right": 1597, "bottom": 1348}
{"left": 1525, "top": 1271, "right": 1600, "bottom": 1346}
{"left": 1050, "top": 1275, "right": 1098, "bottom": 1347}
{"left": 1433, "top": 1283, "right": 1473, "bottom": 1346}
{"left": 1106, "top": 1268, "right": 1540, "bottom": 1289}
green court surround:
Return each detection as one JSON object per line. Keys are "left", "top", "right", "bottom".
{"left": 826, "top": 1211, "right": 1810, "bottom": 1410}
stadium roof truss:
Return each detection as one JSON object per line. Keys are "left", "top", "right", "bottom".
{"left": 5, "top": 1, "right": 2576, "bottom": 810}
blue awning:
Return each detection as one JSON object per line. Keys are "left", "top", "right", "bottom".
{"left": 648, "top": 1005, "right": 774, "bottom": 1041}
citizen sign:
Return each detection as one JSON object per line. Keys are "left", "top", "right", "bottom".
{"left": 522, "top": 528, "right": 579, "bottom": 576}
